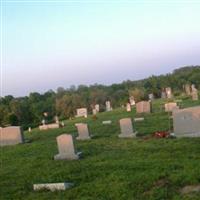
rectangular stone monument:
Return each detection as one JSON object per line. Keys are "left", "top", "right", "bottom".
{"left": 92, "top": 109, "right": 97, "bottom": 115}
{"left": 166, "top": 87, "right": 172, "bottom": 99}
{"left": 126, "top": 103, "right": 131, "bottom": 112}
{"left": 148, "top": 93, "right": 154, "bottom": 101}
{"left": 161, "top": 91, "right": 166, "bottom": 99}
{"left": 76, "top": 123, "right": 91, "bottom": 140}
{"left": 76, "top": 108, "right": 88, "bottom": 118}
{"left": 95, "top": 104, "right": 100, "bottom": 112}
{"left": 165, "top": 102, "right": 179, "bottom": 112}
{"left": 106, "top": 101, "right": 112, "bottom": 112}
{"left": 191, "top": 85, "right": 198, "bottom": 101}
{"left": 136, "top": 101, "right": 151, "bottom": 114}
{"left": 33, "top": 182, "right": 73, "bottom": 191}
{"left": 0, "top": 126, "right": 24, "bottom": 146}
{"left": 102, "top": 120, "right": 112, "bottom": 124}
{"left": 39, "top": 123, "right": 59, "bottom": 131}
{"left": 129, "top": 96, "right": 135, "bottom": 106}
{"left": 119, "top": 118, "right": 136, "bottom": 138}
{"left": 54, "top": 134, "right": 80, "bottom": 160}
{"left": 185, "top": 84, "right": 191, "bottom": 96}
{"left": 134, "top": 117, "right": 144, "bottom": 122}
{"left": 173, "top": 106, "right": 200, "bottom": 137}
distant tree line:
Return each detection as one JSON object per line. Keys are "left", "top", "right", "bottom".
{"left": 0, "top": 66, "right": 200, "bottom": 129}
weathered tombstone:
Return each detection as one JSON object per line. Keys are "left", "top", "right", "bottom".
{"left": 54, "top": 116, "right": 59, "bottom": 124}
{"left": 92, "top": 109, "right": 97, "bottom": 115}
{"left": 185, "top": 84, "right": 191, "bottom": 96}
{"left": 161, "top": 90, "right": 166, "bottom": 99}
{"left": 134, "top": 117, "right": 144, "bottom": 122}
{"left": 129, "top": 96, "right": 135, "bottom": 106}
{"left": 102, "top": 120, "right": 112, "bottom": 124}
{"left": 33, "top": 182, "right": 73, "bottom": 192}
{"left": 126, "top": 103, "right": 131, "bottom": 112}
{"left": 119, "top": 118, "right": 136, "bottom": 138}
{"left": 191, "top": 84, "right": 198, "bottom": 101}
{"left": 148, "top": 93, "right": 154, "bottom": 101}
{"left": 95, "top": 104, "right": 100, "bottom": 112}
{"left": 76, "top": 123, "right": 91, "bottom": 140}
{"left": 165, "top": 102, "right": 179, "bottom": 112}
{"left": 106, "top": 101, "right": 112, "bottom": 112}
{"left": 173, "top": 106, "right": 200, "bottom": 137}
{"left": 42, "top": 119, "right": 46, "bottom": 125}
{"left": 76, "top": 108, "right": 88, "bottom": 118}
{"left": 54, "top": 134, "right": 80, "bottom": 160}
{"left": 39, "top": 123, "right": 59, "bottom": 130}
{"left": 0, "top": 126, "right": 24, "bottom": 146}
{"left": 28, "top": 127, "right": 32, "bottom": 132}
{"left": 136, "top": 101, "right": 151, "bottom": 113}
{"left": 166, "top": 87, "right": 172, "bottom": 99}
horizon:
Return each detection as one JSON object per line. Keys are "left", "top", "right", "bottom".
{"left": 1, "top": 0, "right": 200, "bottom": 97}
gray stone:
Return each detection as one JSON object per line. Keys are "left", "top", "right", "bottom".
{"left": 126, "top": 103, "right": 131, "bottom": 112}
{"left": 173, "top": 106, "right": 200, "bottom": 137}
{"left": 76, "top": 108, "right": 88, "bottom": 118}
{"left": 33, "top": 182, "right": 73, "bottom": 191}
{"left": 106, "top": 101, "right": 112, "bottom": 112}
{"left": 102, "top": 120, "right": 112, "bottom": 124}
{"left": 136, "top": 101, "right": 151, "bottom": 113}
{"left": 76, "top": 123, "right": 91, "bottom": 140}
{"left": 39, "top": 123, "right": 59, "bottom": 131}
{"left": 134, "top": 117, "right": 144, "bottom": 122}
{"left": 129, "top": 96, "right": 135, "bottom": 106}
{"left": 165, "top": 102, "right": 179, "bottom": 112}
{"left": 0, "top": 126, "right": 24, "bottom": 146}
{"left": 166, "top": 87, "right": 172, "bottom": 99}
{"left": 54, "top": 134, "right": 80, "bottom": 160}
{"left": 119, "top": 118, "right": 136, "bottom": 138}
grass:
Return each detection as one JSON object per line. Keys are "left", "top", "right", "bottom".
{"left": 1, "top": 97, "right": 200, "bottom": 200}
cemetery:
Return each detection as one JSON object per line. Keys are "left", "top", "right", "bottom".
{"left": 1, "top": 93, "right": 200, "bottom": 200}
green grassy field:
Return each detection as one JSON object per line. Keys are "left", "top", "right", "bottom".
{"left": 1, "top": 98, "right": 200, "bottom": 200}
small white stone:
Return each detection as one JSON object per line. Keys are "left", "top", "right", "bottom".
{"left": 33, "top": 182, "right": 73, "bottom": 191}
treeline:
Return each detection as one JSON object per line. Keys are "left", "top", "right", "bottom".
{"left": 0, "top": 66, "right": 200, "bottom": 129}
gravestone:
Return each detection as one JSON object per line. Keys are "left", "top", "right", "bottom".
{"left": 106, "top": 101, "right": 112, "bottom": 112}
{"left": 136, "top": 101, "right": 151, "bottom": 113}
{"left": 185, "top": 84, "right": 191, "bottom": 96}
{"left": 166, "top": 87, "right": 172, "bottom": 99}
{"left": 76, "top": 123, "right": 91, "bottom": 140}
{"left": 54, "top": 116, "right": 59, "bottom": 124}
{"left": 33, "top": 182, "right": 73, "bottom": 191}
{"left": 161, "top": 90, "right": 166, "bottom": 99}
{"left": 165, "top": 102, "right": 179, "bottom": 112}
{"left": 95, "top": 104, "right": 100, "bottom": 112}
{"left": 129, "top": 96, "right": 135, "bottom": 106}
{"left": 191, "top": 84, "right": 198, "bottom": 101}
{"left": 54, "top": 134, "right": 80, "bottom": 160}
{"left": 119, "top": 118, "right": 136, "bottom": 138}
{"left": 148, "top": 93, "right": 154, "bottom": 101}
{"left": 39, "top": 123, "right": 59, "bottom": 130}
{"left": 0, "top": 126, "right": 24, "bottom": 146}
{"left": 92, "top": 109, "right": 97, "bottom": 115}
{"left": 28, "top": 127, "right": 31, "bottom": 132}
{"left": 76, "top": 108, "right": 88, "bottom": 118}
{"left": 173, "top": 106, "right": 200, "bottom": 137}
{"left": 102, "top": 120, "right": 112, "bottom": 124}
{"left": 126, "top": 103, "right": 131, "bottom": 112}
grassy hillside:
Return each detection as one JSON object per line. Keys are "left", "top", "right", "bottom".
{"left": 1, "top": 97, "right": 200, "bottom": 200}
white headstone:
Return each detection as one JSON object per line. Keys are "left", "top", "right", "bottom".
{"left": 0, "top": 126, "right": 24, "bottom": 146}
{"left": 76, "top": 108, "right": 88, "bottom": 118}
{"left": 119, "top": 118, "right": 136, "bottom": 138}
{"left": 76, "top": 123, "right": 91, "bottom": 140}
{"left": 126, "top": 103, "right": 131, "bottom": 112}
{"left": 106, "top": 101, "right": 112, "bottom": 112}
{"left": 54, "top": 134, "right": 80, "bottom": 160}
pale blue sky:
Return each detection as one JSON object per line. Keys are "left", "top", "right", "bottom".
{"left": 1, "top": 0, "right": 200, "bottom": 96}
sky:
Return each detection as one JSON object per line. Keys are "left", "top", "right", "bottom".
{"left": 1, "top": 0, "right": 200, "bottom": 97}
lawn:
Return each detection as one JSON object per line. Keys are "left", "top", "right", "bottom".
{"left": 1, "top": 98, "right": 200, "bottom": 200}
